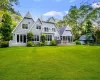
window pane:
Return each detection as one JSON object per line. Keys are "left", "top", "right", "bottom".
{"left": 37, "top": 35, "right": 39, "bottom": 41}
{"left": 22, "top": 24, "right": 28, "bottom": 29}
{"left": 17, "top": 35, "right": 19, "bottom": 42}
{"left": 23, "top": 35, "right": 26, "bottom": 43}
{"left": 50, "top": 35, "right": 52, "bottom": 41}
{"left": 63, "top": 36, "right": 66, "bottom": 41}
{"left": 20, "top": 35, "right": 23, "bottom": 42}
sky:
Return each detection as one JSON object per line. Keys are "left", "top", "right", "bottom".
{"left": 14, "top": 0, "right": 100, "bottom": 20}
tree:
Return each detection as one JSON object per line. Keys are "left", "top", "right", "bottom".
{"left": 0, "top": 0, "right": 19, "bottom": 13}
{"left": 41, "top": 34, "right": 46, "bottom": 44}
{"left": 95, "top": 29, "right": 100, "bottom": 44}
{"left": 85, "top": 20, "right": 93, "bottom": 33}
{"left": 27, "top": 32, "right": 33, "bottom": 42}
{"left": 60, "top": 3, "right": 100, "bottom": 40}
{"left": 0, "top": 12, "right": 12, "bottom": 41}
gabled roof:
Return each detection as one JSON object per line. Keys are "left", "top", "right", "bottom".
{"left": 47, "top": 17, "right": 55, "bottom": 23}
{"left": 24, "top": 12, "right": 33, "bottom": 19}
{"left": 59, "top": 26, "right": 71, "bottom": 35}
{"left": 79, "top": 34, "right": 94, "bottom": 41}
{"left": 42, "top": 21, "right": 55, "bottom": 24}
{"left": 12, "top": 12, "right": 34, "bottom": 33}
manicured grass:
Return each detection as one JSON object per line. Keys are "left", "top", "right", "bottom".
{"left": 0, "top": 46, "right": 100, "bottom": 80}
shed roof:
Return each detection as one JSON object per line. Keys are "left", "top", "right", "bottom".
{"left": 79, "top": 34, "right": 94, "bottom": 41}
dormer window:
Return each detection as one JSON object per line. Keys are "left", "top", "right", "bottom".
{"left": 44, "top": 27, "right": 49, "bottom": 32}
{"left": 22, "top": 24, "right": 28, "bottom": 29}
{"left": 36, "top": 25, "right": 41, "bottom": 29}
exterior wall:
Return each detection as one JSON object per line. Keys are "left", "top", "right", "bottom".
{"left": 13, "top": 18, "right": 34, "bottom": 34}
{"left": 10, "top": 16, "right": 73, "bottom": 46}
{"left": 42, "top": 22, "right": 60, "bottom": 40}
{"left": 61, "top": 28, "right": 73, "bottom": 44}
{"left": 29, "top": 20, "right": 60, "bottom": 44}
{"left": 79, "top": 41, "right": 85, "bottom": 44}
{"left": 10, "top": 18, "right": 34, "bottom": 46}
{"left": 62, "top": 30, "right": 72, "bottom": 36}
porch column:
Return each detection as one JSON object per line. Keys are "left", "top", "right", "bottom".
{"left": 70, "top": 36, "right": 71, "bottom": 43}
{"left": 67, "top": 36, "right": 68, "bottom": 43}
{"left": 19, "top": 34, "right": 20, "bottom": 43}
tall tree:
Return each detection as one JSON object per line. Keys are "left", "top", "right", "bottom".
{"left": 95, "top": 29, "right": 100, "bottom": 44}
{"left": 0, "top": 0, "right": 19, "bottom": 13}
{"left": 85, "top": 20, "right": 93, "bottom": 33}
{"left": 0, "top": 12, "right": 12, "bottom": 41}
{"left": 61, "top": 3, "right": 100, "bottom": 40}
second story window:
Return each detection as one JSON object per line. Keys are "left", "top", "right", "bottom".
{"left": 22, "top": 24, "right": 28, "bottom": 29}
{"left": 36, "top": 25, "right": 41, "bottom": 29}
{"left": 52, "top": 28, "right": 56, "bottom": 32}
{"left": 44, "top": 27, "right": 49, "bottom": 32}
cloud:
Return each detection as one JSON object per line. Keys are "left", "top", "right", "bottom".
{"left": 92, "top": 2, "right": 100, "bottom": 8}
{"left": 43, "top": 11, "right": 63, "bottom": 17}
{"left": 64, "top": 11, "right": 68, "bottom": 14}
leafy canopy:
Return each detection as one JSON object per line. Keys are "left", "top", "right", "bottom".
{"left": 0, "top": 12, "right": 12, "bottom": 41}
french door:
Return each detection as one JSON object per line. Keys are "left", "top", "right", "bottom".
{"left": 17, "top": 34, "right": 26, "bottom": 43}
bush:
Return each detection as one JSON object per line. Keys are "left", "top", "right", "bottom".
{"left": 50, "top": 40, "right": 57, "bottom": 46}
{"left": 0, "top": 41, "right": 9, "bottom": 48}
{"left": 27, "top": 41, "right": 34, "bottom": 47}
{"left": 39, "top": 42, "right": 44, "bottom": 46}
{"left": 75, "top": 40, "right": 81, "bottom": 45}
{"left": 27, "top": 32, "right": 33, "bottom": 41}
{"left": 41, "top": 34, "right": 46, "bottom": 44}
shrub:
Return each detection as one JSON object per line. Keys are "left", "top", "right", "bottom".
{"left": 27, "top": 32, "right": 33, "bottom": 41}
{"left": 27, "top": 41, "right": 34, "bottom": 47}
{"left": 50, "top": 40, "right": 57, "bottom": 46}
{"left": 0, "top": 41, "right": 9, "bottom": 48}
{"left": 41, "top": 34, "right": 46, "bottom": 44}
{"left": 39, "top": 42, "right": 44, "bottom": 46}
{"left": 75, "top": 40, "right": 81, "bottom": 45}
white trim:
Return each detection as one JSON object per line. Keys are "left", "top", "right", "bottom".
{"left": 12, "top": 17, "right": 34, "bottom": 33}
{"left": 28, "top": 18, "right": 42, "bottom": 32}
{"left": 12, "top": 17, "right": 24, "bottom": 33}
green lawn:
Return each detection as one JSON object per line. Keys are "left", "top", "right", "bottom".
{"left": 0, "top": 46, "right": 100, "bottom": 80}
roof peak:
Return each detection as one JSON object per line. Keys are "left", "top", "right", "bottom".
{"left": 24, "top": 12, "right": 32, "bottom": 19}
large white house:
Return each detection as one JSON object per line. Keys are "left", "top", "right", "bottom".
{"left": 9, "top": 12, "right": 73, "bottom": 46}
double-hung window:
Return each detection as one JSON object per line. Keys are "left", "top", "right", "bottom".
{"left": 44, "top": 27, "right": 49, "bottom": 32}
{"left": 22, "top": 24, "right": 28, "bottom": 29}
{"left": 36, "top": 25, "right": 41, "bottom": 29}
{"left": 46, "top": 35, "right": 52, "bottom": 41}
{"left": 52, "top": 28, "right": 56, "bottom": 32}
{"left": 33, "top": 35, "right": 39, "bottom": 41}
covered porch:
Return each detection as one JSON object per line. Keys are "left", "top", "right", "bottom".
{"left": 60, "top": 36, "right": 73, "bottom": 44}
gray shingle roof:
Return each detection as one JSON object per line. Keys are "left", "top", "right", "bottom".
{"left": 79, "top": 34, "right": 94, "bottom": 41}
{"left": 59, "top": 26, "right": 71, "bottom": 35}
